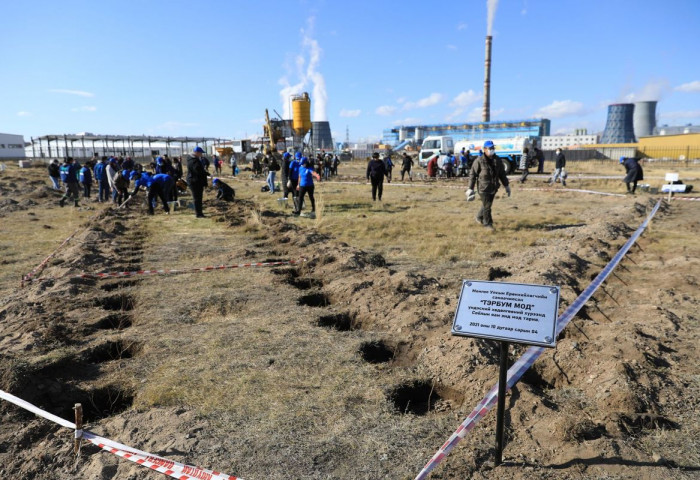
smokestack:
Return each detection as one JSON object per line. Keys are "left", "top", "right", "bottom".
{"left": 482, "top": 35, "right": 492, "bottom": 123}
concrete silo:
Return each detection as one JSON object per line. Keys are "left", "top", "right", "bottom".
{"left": 600, "top": 103, "right": 636, "bottom": 144}
{"left": 633, "top": 101, "right": 657, "bottom": 139}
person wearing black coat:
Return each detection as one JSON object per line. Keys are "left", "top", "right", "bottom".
{"left": 213, "top": 178, "right": 235, "bottom": 202}
{"left": 549, "top": 148, "right": 567, "bottom": 186}
{"left": 366, "top": 152, "right": 388, "bottom": 201}
{"left": 187, "top": 146, "right": 209, "bottom": 217}
{"left": 621, "top": 157, "right": 644, "bottom": 194}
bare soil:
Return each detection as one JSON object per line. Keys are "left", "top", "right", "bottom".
{"left": 0, "top": 163, "right": 698, "bottom": 480}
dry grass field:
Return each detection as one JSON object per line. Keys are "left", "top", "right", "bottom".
{"left": 0, "top": 158, "right": 698, "bottom": 480}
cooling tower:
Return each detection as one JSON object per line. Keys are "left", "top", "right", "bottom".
{"left": 633, "top": 100, "right": 657, "bottom": 139}
{"left": 311, "top": 121, "right": 333, "bottom": 151}
{"left": 414, "top": 127, "right": 424, "bottom": 145}
{"left": 482, "top": 36, "right": 492, "bottom": 122}
{"left": 600, "top": 104, "right": 636, "bottom": 144}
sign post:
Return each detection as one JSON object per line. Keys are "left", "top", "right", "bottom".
{"left": 452, "top": 280, "right": 560, "bottom": 465}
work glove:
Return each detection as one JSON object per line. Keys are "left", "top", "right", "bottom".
{"left": 505, "top": 185, "right": 511, "bottom": 197}
{"left": 465, "top": 189, "right": 475, "bottom": 202}
{"left": 287, "top": 180, "right": 291, "bottom": 189}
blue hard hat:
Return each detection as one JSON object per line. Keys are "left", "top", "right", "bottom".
{"left": 283, "top": 152, "right": 291, "bottom": 159}
{"left": 295, "top": 152, "right": 302, "bottom": 159}
{"left": 213, "top": 177, "right": 219, "bottom": 185}
{"left": 129, "top": 171, "right": 139, "bottom": 180}
{"left": 193, "top": 146, "right": 205, "bottom": 153}
{"left": 483, "top": 140, "right": 495, "bottom": 148}
{"left": 301, "top": 156, "right": 309, "bottom": 166}
{"left": 619, "top": 156, "right": 625, "bottom": 163}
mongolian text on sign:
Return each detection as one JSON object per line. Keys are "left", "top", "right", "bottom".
{"left": 452, "top": 280, "right": 560, "bottom": 348}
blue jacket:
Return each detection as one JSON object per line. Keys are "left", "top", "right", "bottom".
{"left": 150, "top": 173, "right": 174, "bottom": 189}
{"left": 59, "top": 163, "right": 80, "bottom": 184}
{"left": 93, "top": 162, "right": 106, "bottom": 181}
{"left": 298, "top": 165, "right": 315, "bottom": 187}
{"left": 132, "top": 172, "right": 152, "bottom": 190}
{"left": 79, "top": 166, "right": 92, "bottom": 184}
{"left": 289, "top": 159, "right": 301, "bottom": 181}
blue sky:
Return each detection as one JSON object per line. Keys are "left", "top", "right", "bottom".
{"left": 2, "top": 0, "right": 699, "bottom": 143}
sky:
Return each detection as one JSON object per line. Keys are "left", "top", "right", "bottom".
{"left": 2, "top": 0, "right": 699, "bottom": 144}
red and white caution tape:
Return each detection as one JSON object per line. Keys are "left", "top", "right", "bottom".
{"left": 0, "top": 388, "right": 241, "bottom": 479}
{"left": 75, "top": 259, "right": 305, "bottom": 280}
{"left": 414, "top": 200, "right": 662, "bottom": 479}
{"left": 83, "top": 431, "right": 240, "bottom": 480}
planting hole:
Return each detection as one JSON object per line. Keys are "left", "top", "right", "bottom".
{"left": 96, "top": 294, "right": 134, "bottom": 311}
{"left": 100, "top": 280, "right": 139, "bottom": 292}
{"left": 317, "top": 313, "right": 355, "bottom": 331}
{"left": 83, "top": 340, "right": 141, "bottom": 363}
{"left": 94, "top": 313, "right": 132, "bottom": 330}
{"left": 488, "top": 267, "right": 512, "bottom": 281}
{"left": 82, "top": 385, "right": 134, "bottom": 422}
{"left": 298, "top": 292, "right": 330, "bottom": 307}
{"left": 359, "top": 340, "right": 393, "bottom": 363}
{"left": 387, "top": 380, "right": 441, "bottom": 415}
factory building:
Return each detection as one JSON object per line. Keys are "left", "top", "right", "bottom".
{"left": 540, "top": 132, "right": 598, "bottom": 150}
{"left": 382, "top": 118, "right": 551, "bottom": 148}
{"left": 0, "top": 133, "right": 26, "bottom": 158}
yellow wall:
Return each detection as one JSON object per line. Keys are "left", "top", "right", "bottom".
{"left": 638, "top": 133, "right": 700, "bottom": 147}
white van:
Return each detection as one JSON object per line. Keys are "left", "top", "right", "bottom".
{"left": 419, "top": 136, "right": 454, "bottom": 167}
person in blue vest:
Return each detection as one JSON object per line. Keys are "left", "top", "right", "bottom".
{"left": 59, "top": 157, "right": 81, "bottom": 207}
{"left": 286, "top": 152, "right": 301, "bottom": 200}
{"left": 130, "top": 171, "right": 173, "bottom": 214}
{"left": 93, "top": 157, "right": 109, "bottom": 202}
{"left": 293, "top": 157, "right": 320, "bottom": 218}
{"left": 384, "top": 153, "right": 394, "bottom": 183}
{"left": 212, "top": 177, "right": 235, "bottom": 202}
{"left": 79, "top": 162, "right": 93, "bottom": 199}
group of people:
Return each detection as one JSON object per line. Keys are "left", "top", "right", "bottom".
{"left": 47, "top": 142, "right": 646, "bottom": 227}
{"left": 47, "top": 147, "right": 221, "bottom": 218}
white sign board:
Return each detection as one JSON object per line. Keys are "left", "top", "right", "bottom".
{"left": 665, "top": 173, "right": 679, "bottom": 182}
{"left": 452, "top": 280, "right": 560, "bottom": 348}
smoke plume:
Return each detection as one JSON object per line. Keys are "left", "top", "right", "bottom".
{"left": 487, "top": 0, "right": 499, "bottom": 35}
{"left": 278, "top": 17, "right": 328, "bottom": 121}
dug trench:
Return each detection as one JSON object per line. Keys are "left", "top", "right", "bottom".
{"left": 0, "top": 191, "right": 698, "bottom": 479}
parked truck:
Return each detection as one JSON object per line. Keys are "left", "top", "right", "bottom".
{"left": 419, "top": 135, "right": 539, "bottom": 174}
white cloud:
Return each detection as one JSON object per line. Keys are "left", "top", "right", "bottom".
{"left": 17, "top": 111, "right": 31, "bottom": 117}
{"left": 396, "top": 97, "right": 406, "bottom": 104}
{"left": 376, "top": 105, "right": 397, "bottom": 116}
{"left": 50, "top": 89, "right": 94, "bottom": 97}
{"left": 339, "top": 108, "right": 361, "bottom": 118}
{"left": 457, "top": 22, "right": 467, "bottom": 30}
{"left": 71, "top": 106, "right": 97, "bottom": 112}
{"left": 450, "top": 90, "right": 481, "bottom": 108}
{"left": 249, "top": 118, "right": 265, "bottom": 124}
{"left": 403, "top": 93, "right": 444, "bottom": 109}
{"left": 465, "top": 107, "right": 504, "bottom": 122}
{"left": 447, "top": 44, "right": 457, "bottom": 50}
{"left": 621, "top": 79, "right": 670, "bottom": 102}
{"left": 446, "top": 90, "right": 482, "bottom": 121}
{"left": 534, "top": 100, "right": 585, "bottom": 118}
{"left": 675, "top": 80, "right": 700, "bottom": 93}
